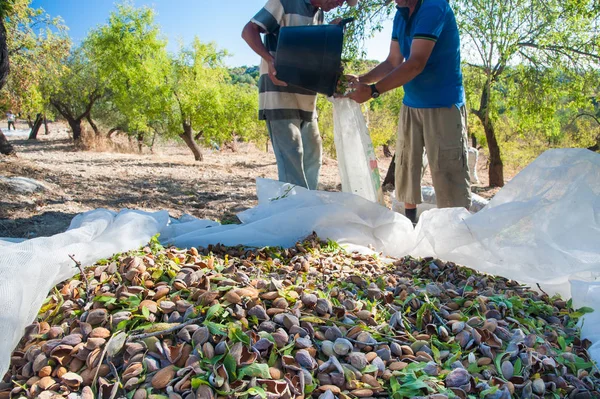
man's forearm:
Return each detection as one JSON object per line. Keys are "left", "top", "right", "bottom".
{"left": 359, "top": 61, "right": 396, "bottom": 84}
{"left": 242, "top": 23, "right": 273, "bottom": 63}
{"left": 375, "top": 59, "right": 424, "bottom": 94}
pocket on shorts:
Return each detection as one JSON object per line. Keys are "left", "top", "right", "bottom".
{"left": 397, "top": 141, "right": 406, "bottom": 166}
{"left": 438, "top": 145, "right": 465, "bottom": 171}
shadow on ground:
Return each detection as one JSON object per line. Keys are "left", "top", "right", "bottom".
{"left": 0, "top": 211, "right": 78, "bottom": 238}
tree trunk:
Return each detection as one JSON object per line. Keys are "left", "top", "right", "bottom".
{"left": 150, "top": 129, "right": 158, "bottom": 154}
{"left": 382, "top": 154, "right": 396, "bottom": 188}
{"left": 86, "top": 115, "right": 100, "bottom": 136}
{"left": 194, "top": 130, "right": 203, "bottom": 141}
{"left": 0, "top": 129, "right": 15, "bottom": 155}
{"left": 481, "top": 115, "right": 504, "bottom": 187}
{"left": 474, "top": 84, "right": 504, "bottom": 188}
{"left": 0, "top": 18, "right": 9, "bottom": 91}
{"left": 44, "top": 115, "right": 49, "bottom": 135}
{"left": 181, "top": 122, "right": 203, "bottom": 161}
{"left": 383, "top": 144, "right": 392, "bottom": 158}
{"left": 28, "top": 113, "right": 43, "bottom": 140}
{"left": 266, "top": 138, "right": 269, "bottom": 153}
{"left": 137, "top": 132, "right": 144, "bottom": 153}
{"left": 0, "top": 20, "right": 15, "bottom": 156}
{"left": 66, "top": 118, "right": 83, "bottom": 144}
{"left": 27, "top": 115, "right": 34, "bottom": 129}
{"left": 471, "top": 134, "right": 477, "bottom": 148}
{"left": 227, "top": 132, "right": 238, "bottom": 152}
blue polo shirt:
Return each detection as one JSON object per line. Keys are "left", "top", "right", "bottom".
{"left": 392, "top": 0, "right": 465, "bottom": 108}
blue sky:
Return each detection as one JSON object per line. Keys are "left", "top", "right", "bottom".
{"left": 30, "top": 0, "right": 394, "bottom": 67}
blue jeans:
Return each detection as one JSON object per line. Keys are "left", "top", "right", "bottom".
{"left": 267, "top": 119, "right": 322, "bottom": 190}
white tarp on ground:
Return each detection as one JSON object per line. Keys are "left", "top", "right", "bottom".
{"left": 1, "top": 128, "right": 30, "bottom": 137}
{"left": 0, "top": 148, "right": 599, "bottom": 377}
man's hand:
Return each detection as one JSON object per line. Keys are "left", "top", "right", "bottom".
{"left": 268, "top": 59, "right": 287, "bottom": 86}
{"left": 329, "top": 17, "right": 343, "bottom": 25}
{"left": 346, "top": 82, "right": 372, "bottom": 104}
{"left": 345, "top": 74, "right": 360, "bottom": 85}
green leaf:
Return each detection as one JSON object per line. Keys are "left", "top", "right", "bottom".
{"left": 141, "top": 306, "right": 150, "bottom": 319}
{"left": 558, "top": 336, "right": 567, "bottom": 351}
{"left": 258, "top": 331, "right": 276, "bottom": 343}
{"left": 390, "top": 376, "right": 401, "bottom": 393}
{"left": 280, "top": 342, "right": 295, "bottom": 356}
{"left": 514, "top": 357, "right": 522, "bottom": 376}
{"left": 362, "top": 364, "right": 379, "bottom": 373}
{"left": 573, "top": 357, "right": 595, "bottom": 370}
{"left": 223, "top": 354, "right": 237, "bottom": 380}
{"left": 205, "top": 303, "right": 223, "bottom": 321}
{"left": 268, "top": 346, "right": 278, "bottom": 367}
{"left": 467, "top": 362, "right": 481, "bottom": 373}
{"left": 238, "top": 363, "right": 271, "bottom": 379}
{"left": 152, "top": 269, "right": 164, "bottom": 280}
{"left": 481, "top": 386, "right": 499, "bottom": 396}
{"left": 577, "top": 306, "right": 594, "bottom": 314}
{"left": 228, "top": 324, "right": 250, "bottom": 346}
{"left": 94, "top": 295, "right": 118, "bottom": 306}
{"left": 246, "top": 387, "right": 267, "bottom": 399}
{"left": 305, "top": 383, "right": 317, "bottom": 395}
{"left": 431, "top": 344, "right": 441, "bottom": 363}
{"left": 203, "top": 321, "right": 227, "bottom": 336}
{"left": 207, "top": 353, "right": 225, "bottom": 365}
{"left": 116, "top": 320, "right": 129, "bottom": 331}
{"left": 445, "top": 351, "right": 462, "bottom": 367}
{"left": 494, "top": 353, "right": 506, "bottom": 376}
{"left": 416, "top": 304, "right": 427, "bottom": 330}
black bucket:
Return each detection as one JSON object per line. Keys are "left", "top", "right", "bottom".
{"left": 274, "top": 18, "right": 354, "bottom": 97}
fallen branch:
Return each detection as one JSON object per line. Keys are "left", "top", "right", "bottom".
{"left": 69, "top": 254, "right": 92, "bottom": 301}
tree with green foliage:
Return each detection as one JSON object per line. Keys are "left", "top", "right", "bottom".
{"left": 86, "top": 3, "right": 170, "bottom": 151}
{"left": 167, "top": 39, "right": 229, "bottom": 161}
{"left": 49, "top": 46, "right": 105, "bottom": 143}
{"left": 454, "top": 0, "right": 600, "bottom": 186}
{"left": 3, "top": 0, "right": 69, "bottom": 129}
{"left": 0, "top": 0, "right": 69, "bottom": 149}
{"left": 220, "top": 83, "right": 264, "bottom": 149}
{"left": 0, "top": 1, "right": 13, "bottom": 155}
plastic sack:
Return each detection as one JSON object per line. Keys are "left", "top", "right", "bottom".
{"left": 468, "top": 147, "right": 480, "bottom": 184}
{"left": 331, "top": 98, "right": 385, "bottom": 205}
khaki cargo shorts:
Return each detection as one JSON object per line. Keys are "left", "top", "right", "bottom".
{"left": 395, "top": 104, "right": 472, "bottom": 208}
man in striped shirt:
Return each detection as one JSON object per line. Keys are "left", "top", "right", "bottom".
{"left": 242, "top": 0, "right": 357, "bottom": 190}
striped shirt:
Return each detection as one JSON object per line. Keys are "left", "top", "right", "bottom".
{"left": 251, "top": 0, "right": 324, "bottom": 121}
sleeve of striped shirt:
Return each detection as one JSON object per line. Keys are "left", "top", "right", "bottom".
{"left": 251, "top": 0, "right": 284, "bottom": 34}
{"left": 413, "top": 1, "right": 447, "bottom": 42}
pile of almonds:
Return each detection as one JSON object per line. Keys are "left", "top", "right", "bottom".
{"left": 1, "top": 234, "right": 598, "bottom": 399}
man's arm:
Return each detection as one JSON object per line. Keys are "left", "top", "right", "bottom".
{"left": 374, "top": 39, "right": 435, "bottom": 93}
{"left": 241, "top": 22, "right": 272, "bottom": 64}
{"left": 348, "top": 39, "right": 435, "bottom": 103}
{"left": 241, "top": 0, "right": 287, "bottom": 87}
{"left": 356, "top": 41, "right": 404, "bottom": 85}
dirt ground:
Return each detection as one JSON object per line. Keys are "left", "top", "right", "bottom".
{"left": 0, "top": 121, "right": 502, "bottom": 239}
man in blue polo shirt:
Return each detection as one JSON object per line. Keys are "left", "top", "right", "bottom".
{"left": 347, "top": 0, "right": 471, "bottom": 223}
